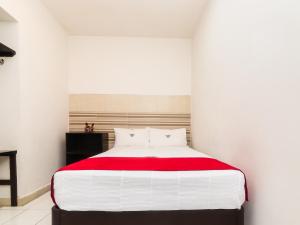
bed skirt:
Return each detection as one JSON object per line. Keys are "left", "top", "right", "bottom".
{"left": 52, "top": 206, "right": 244, "bottom": 225}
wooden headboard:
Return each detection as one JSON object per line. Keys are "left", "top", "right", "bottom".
{"left": 69, "top": 94, "right": 191, "bottom": 148}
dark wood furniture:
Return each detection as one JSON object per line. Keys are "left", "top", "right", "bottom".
{"left": 0, "top": 150, "right": 17, "bottom": 206}
{"left": 52, "top": 206, "right": 244, "bottom": 225}
{"left": 66, "top": 133, "right": 108, "bottom": 165}
{"left": 0, "top": 42, "right": 16, "bottom": 57}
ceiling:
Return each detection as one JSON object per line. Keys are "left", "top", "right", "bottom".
{"left": 41, "top": 0, "right": 207, "bottom": 38}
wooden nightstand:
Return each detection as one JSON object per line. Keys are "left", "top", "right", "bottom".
{"left": 66, "top": 133, "right": 108, "bottom": 165}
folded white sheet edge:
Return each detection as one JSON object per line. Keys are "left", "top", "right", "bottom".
{"left": 54, "top": 146, "right": 245, "bottom": 211}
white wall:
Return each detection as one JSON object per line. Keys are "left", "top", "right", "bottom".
{"left": 0, "top": 0, "right": 68, "bottom": 198}
{"left": 192, "top": 1, "right": 300, "bottom": 225}
{"left": 68, "top": 36, "right": 191, "bottom": 95}
{"left": 0, "top": 22, "right": 18, "bottom": 149}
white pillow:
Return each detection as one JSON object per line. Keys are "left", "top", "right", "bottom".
{"left": 149, "top": 128, "right": 187, "bottom": 147}
{"left": 114, "top": 128, "right": 148, "bottom": 147}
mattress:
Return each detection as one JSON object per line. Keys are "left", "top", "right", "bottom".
{"left": 53, "top": 146, "right": 246, "bottom": 211}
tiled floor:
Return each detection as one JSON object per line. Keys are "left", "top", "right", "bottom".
{"left": 0, "top": 192, "right": 53, "bottom": 225}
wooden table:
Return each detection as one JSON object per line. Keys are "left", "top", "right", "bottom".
{"left": 0, "top": 150, "right": 17, "bottom": 206}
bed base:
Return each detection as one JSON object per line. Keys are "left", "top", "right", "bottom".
{"left": 52, "top": 206, "right": 244, "bottom": 225}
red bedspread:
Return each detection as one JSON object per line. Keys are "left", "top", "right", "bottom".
{"left": 51, "top": 157, "right": 248, "bottom": 205}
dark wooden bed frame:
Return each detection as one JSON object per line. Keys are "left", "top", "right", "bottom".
{"left": 52, "top": 206, "right": 244, "bottom": 225}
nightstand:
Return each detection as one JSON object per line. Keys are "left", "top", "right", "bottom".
{"left": 66, "top": 133, "right": 108, "bottom": 165}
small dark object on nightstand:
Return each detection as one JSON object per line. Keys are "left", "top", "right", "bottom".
{"left": 84, "top": 122, "right": 95, "bottom": 133}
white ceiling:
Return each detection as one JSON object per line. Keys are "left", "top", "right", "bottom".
{"left": 41, "top": 0, "right": 207, "bottom": 38}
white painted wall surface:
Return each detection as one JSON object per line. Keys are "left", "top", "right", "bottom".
{"left": 68, "top": 36, "right": 191, "bottom": 95}
{"left": 192, "top": 1, "right": 300, "bottom": 225}
{"left": 0, "top": 22, "right": 18, "bottom": 150}
{"left": 0, "top": 0, "right": 68, "bottom": 198}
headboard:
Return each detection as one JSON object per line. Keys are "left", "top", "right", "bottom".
{"left": 69, "top": 94, "right": 191, "bottom": 149}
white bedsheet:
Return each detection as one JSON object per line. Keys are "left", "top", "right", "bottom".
{"left": 53, "top": 146, "right": 245, "bottom": 211}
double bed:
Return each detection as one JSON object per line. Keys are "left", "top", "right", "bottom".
{"left": 51, "top": 129, "right": 247, "bottom": 225}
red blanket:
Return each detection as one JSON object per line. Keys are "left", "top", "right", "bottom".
{"left": 51, "top": 157, "right": 248, "bottom": 205}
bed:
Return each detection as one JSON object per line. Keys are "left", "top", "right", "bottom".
{"left": 51, "top": 128, "right": 246, "bottom": 225}
{"left": 51, "top": 146, "right": 246, "bottom": 225}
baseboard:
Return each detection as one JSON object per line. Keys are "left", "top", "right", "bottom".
{"left": 0, "top": 184, "right": 50, "bottom": 207}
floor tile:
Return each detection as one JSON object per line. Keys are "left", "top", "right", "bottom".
{"left": 0, "top": 210, "right": 25, "bottom": 224}
{"left": 36, "top": 214, "right": 51, "bottom": 225}
{"left": 24, "top": 193, "right": 53, "bottom": 210}
{"left": 1, "top": 193, "right": 52, "bottom": 225}
{"left": 0, "top": 207, "right": 24, "bottom": 211}
{"left": 2, "top": 210, "right": 50, "bottom": 225}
